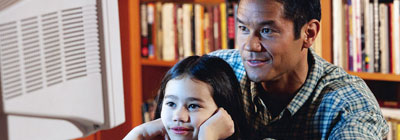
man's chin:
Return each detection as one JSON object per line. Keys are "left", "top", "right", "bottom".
{"left": 248, "top": 74, "right": 264, "bottom": 82}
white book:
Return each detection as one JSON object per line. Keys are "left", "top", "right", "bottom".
{"left": 195, "top": 4, "right": 204, "bottom": 56}
{"left": 351, "top": 0, "right": 362, "bottom": 72}
{"left": 366, "top": 3, "right": 375, "bottom": 73}
{"left": 379, "top": 3, "right": 389, "bottom": 74}
{"left": 183, "top": 4, "right": 193, "bottom": 57}
{"left": 373, "top": 0, "right": 380, "bottom": 72}
{"left": 332, "top": 0, "right": 344, "bottom": 67}
{"left": 387, "top": 120, "right": 393, "bottom": 140}
{"left": 393, "top": 0, "right": 400, "bottom": 74}
{"left": 356, "top": 0, "right": 362, "bottom": 72}
{"left": 162, "top": 3, "right": 176, "bottom": 61}
{"left": 141, "top": 4, "right": 147, "bottom": 37}
{"left": 177, "top": 6, "right": 184, "bottom": 59}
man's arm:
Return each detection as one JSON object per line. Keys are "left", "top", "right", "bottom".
{"left": 328, "top": 111, "right": 388, "bottom": 139}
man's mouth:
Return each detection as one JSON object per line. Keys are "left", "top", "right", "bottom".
{"left": 247, "top": 59, "right": 270, "bottom": 66}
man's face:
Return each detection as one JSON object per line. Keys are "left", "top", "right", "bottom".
{"left": 237, "top": 0, "right": 305, "bottom": 82}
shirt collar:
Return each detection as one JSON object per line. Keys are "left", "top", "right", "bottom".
{"left": 286, "top": 48, "right": 325, "bottom": 115}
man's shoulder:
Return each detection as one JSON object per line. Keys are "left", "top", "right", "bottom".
{"left": 208, "top": 49, "right": 243, "bottom": 68}
{"left": 318, "top": 72, "right": 379, "bottom": 111}
{"left": 312, "top": 53, "right": 378, "bottom": 110}
{"left": 208, "top": 49, "right": 246, "bottom": 80}
{"left": 209, "top": 49, "right": 240, "bottom": 59}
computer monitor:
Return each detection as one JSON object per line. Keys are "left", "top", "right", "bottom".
{"left": 0, "top": 0, "right": 125, "bottom": 139}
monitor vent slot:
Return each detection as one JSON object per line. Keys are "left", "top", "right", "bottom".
{"left": 82, "top": 5, "right": 100, "bottom": 75}
{"left": 62, "top": 7, "right": 87, "bottom": 80}
{"left": 0, "top": 21, "right": 23, "bottom": 99}
{"left": 0, "top": 0, "right": 19, "bottom": 11}
{"left": 42, "top": 12, "right": 63, "bottom": 87}
{"left": 21, "top": 16, "right": 44, "bottom": 93}
{"left": 0, "top": 5, "right": 100, "bottom": 101}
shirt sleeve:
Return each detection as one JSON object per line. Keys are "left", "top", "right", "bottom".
{"left": 328, "top": 110, "right": 388, "bottom": 139}
{"left": 326, "top": 87, "right": 389, "bottom": 140}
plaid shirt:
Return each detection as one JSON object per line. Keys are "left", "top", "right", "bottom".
{"left": 209, "top": 49, "right": 388, "bottom": 140}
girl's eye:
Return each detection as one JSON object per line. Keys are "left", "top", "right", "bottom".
{"left": 188, "top": 104, "right": 200, "bottom": 111}
{"left": 261, "top": 28, "right": 272, "bottom": 34}
{"left": 165, "top": 102, "right": 176, "bottom": 108}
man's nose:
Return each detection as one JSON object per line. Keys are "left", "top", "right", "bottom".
{"left": 244, "top": 33, "right": 264, "bottom": 52}
{"left": 173, "top": 106, "right": 189, "bottom": 122}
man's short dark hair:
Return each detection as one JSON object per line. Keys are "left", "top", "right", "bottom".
{"left": 238, "top": 0, "right": 321, "bottom": 39}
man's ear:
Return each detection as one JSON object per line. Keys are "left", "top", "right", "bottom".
{"left": 303, "top": 19, "right": 320, "bottom": 48}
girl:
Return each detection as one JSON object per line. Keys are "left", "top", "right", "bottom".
{"left": 124, "top": 55, "right": 250, "bottom": 140}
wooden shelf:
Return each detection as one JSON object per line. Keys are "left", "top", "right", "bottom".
{"left": 141, "top": 0, "right": 225, "bottom": 4}
{"left": 348, "top": 71, "right": 400, "bottom": 82}
{"left": 141, "top": 59, "right": 178, "bottom": 67}
{"left": 140, "top": 59, "right": 400, "bottom": 82}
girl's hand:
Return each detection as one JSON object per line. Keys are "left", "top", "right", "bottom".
{"left": 198, "top": 108, "right": 235, "bottom": 140}
{"left": 123, "top": 118, "right": 166, "bottom": 140}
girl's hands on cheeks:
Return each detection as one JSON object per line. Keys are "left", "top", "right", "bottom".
{"left": 198, "top": 108, "right": 235, "bottom": 140}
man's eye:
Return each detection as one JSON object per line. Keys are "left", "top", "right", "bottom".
{"left": 238, "top": 26, "right": 249, "bottom": 33}
{"left": 261, "top": 28, "right": 272, "bottom": 34}
{"left": 166, "top": 102, "right": 176, "bottom": 108}
{"left": 188, "top": 104, "right": 200, "bottom": 111}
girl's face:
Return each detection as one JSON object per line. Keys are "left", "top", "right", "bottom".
{"left": 161, "top": 76, "right": 218, "bottom": 140}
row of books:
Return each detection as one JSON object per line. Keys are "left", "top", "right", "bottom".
{"left": 332, "top": 0, "right": 400, "bottom": 74}
{"left": 382, "top": 107, "right": 400, "bottom": 140}
{"left": 140, "top": 1, "right": 237, "bottom": 61}
{"left": 141, "top": 99, "right": 156, "bottom": 123}
{"left": 386, "top": 118, "right": 400, "bottom": 140}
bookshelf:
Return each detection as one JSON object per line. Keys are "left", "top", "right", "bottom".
{"left": 79, "top": 0, "right": 400, "bottom": 139}
{"left": 136, "top": 0, "right": 400, "bottom": 110}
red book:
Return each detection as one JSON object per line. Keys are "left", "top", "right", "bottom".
{"left": 213, "top": 6, "right": 221, "bottom": 50}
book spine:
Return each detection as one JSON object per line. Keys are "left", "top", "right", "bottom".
{"left": 183, "top": 4, "right": 193, "bottom": 57}
{"left": 220, "top": 3, "right": 228, "bottom": 50}
{"left": 147, "top": 3, "right": 155, "bottom": 59}
{"left": 213, "top": 6, "right": 221, "bottom": 50}
{"left": 373, "top": 0, "right": 380, "bottom": 72}
{"left": 394, "top": 0, "right": 400, "bottom": 74}
{"left": 226, "top": 0, "right": 235, "bottom": 49}
{"left": 162, "top": 3, "right": 176, "bottom": 61}
{"left": 140, "top": 4, "right": 149, "bottom": 58}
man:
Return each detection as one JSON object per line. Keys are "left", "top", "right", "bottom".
{"left": 125, "top": 0, "right": 388, "bottom": 139}
{"left": 208, "top": 0, "right": 388, "bottom": 139}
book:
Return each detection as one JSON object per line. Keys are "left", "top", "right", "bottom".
{"left": 333, "top": 0, "right": 345, "bottom": 67}
{"left": 379, "top": 3, "right": 389, "bottom": 74}
{"left": 220, "top": 3, "right": 228, "bottom": 50}
{"left": 213, "top": 6, "right": 221, "bottom": 50}
{"left": 162, "top": 3, "right": 176, "bottom": 61}
{"left": 195, "top": 4, "right": 204, "bottom": 55}
{"left": 183, "top": 4, "right": 194, "bottom": 57}
{"left": 147, "top": 3, "right": 155, "bottom": 59}
{"left": 373, "top": 0, "right": 381, "bottom": 72}
{"left": 392, "top": 0, "right": 400, "bottom": 75}
{"left": 226, "top": 0, "right": 236, "bottom": 49}
{"left": 177, "top": 5, "right": 184, "bottom": 59}
{"left": 140, "top": 4, "right": 149, "bottom": 58}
